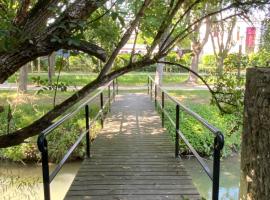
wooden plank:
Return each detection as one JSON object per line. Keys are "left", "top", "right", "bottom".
{"left": 64, "top": 94, "right": 200, "bottom": 200}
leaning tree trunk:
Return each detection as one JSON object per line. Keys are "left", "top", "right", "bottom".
{"left": 239, "top": 68, "right": 270, "bottom": 200}
{"left": 18, "top": 64, "right": 28, "bottom": 92}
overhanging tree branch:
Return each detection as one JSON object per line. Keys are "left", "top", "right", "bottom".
{"left": 60, "top": 39, "right": 107, "bottom": 62}
{"left": 98, "top": 0, "right": 152, "bottom": 77}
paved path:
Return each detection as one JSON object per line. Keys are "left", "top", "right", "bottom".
{"left": 64, "top": 93, "right": 200, "bottom": 200}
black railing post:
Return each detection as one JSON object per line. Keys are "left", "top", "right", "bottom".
{"left": 116, "top": 78, "right": 119, "bottom": 95}
{"left": 85, "top": 105, "right": 90, "bottom": 158}
{"left": 100, "top": 92, "right": 104, "bottom": 128}
{"left": 212, "top": 133, "right": 224, "bottom": 200}
{"left": 162, "top": 91, "right": 164, "bottom": 127}
{"left": 175, "top": 104, "right": 180, "bottom": 158}
{"left": 150, "top": 80, "right": 152, "bottom": 100}
{"left": 108, "top": 85, "right": 111, "bottom": 112}
{"left": 147, "top": 76, "right": 150, "bottom": 94}
{"left": 154, "top": 84, "right": 157, "bottom": 108}
{"left": 41, "top": 139, "right": 50, "bottom": 200}
{"left": 113, "top": 80, "right": 115, "bottom": 100}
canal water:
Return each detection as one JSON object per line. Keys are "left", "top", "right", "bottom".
{"left": 0, "top": 155, "right": 240, "bottom": 200}
{"left": 184, "top": 155, "right": 240, "bottom": 200}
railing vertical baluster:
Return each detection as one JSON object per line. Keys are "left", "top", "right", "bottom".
{"left": 113, "top": 80, "right": 115, "bottom": 100}
{"left": 41, "top": 139, "right": 50, "bottom": 200}
{"left": 147, "top": 76, "right": 150, "bottom": 94}
{"left": 108, "top": 85, "right": 111, "bottom": 112}
{"left": 175, "top": 104, "right": 180, "bottom": 158}
{"left": 212, "top": 133, "right": 223, "bottom": 200}
{"left": 116, "top": 78, "right": 119, "bottom": 95}
{"left": 150, "top": 80, "right": 152, "bottom": 99}
{"left": 162, "top": 91, "right": 164, "bottom": 127}
{"left": 154, "top": 84, "right": 157, "bottom": 108}
{"left": 100, "top": 92, "right": 104, "bottom": 128}
{"left": 85, "top": 105, "right": 90, "bottom": 158}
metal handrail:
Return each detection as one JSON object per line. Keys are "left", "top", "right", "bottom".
{"left": 37, "top": 79, "right": 118, "bottom": 200}
{"left": 147, "top": 75, "right": 224, "bottom": 200}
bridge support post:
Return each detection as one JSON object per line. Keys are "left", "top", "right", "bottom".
{"left": 100, "top": 92, "right": 104, "bottom": 128}
{"left": 116, "top": 78, "right": 118, "bottom": 95}
{"left": 154, "top": 85, "right": 157, "bottom": 108}
{"left": 150, "top": 80, "right": 152, "bottom": 100}
{"left": 162, "top": 92, "right": 164, "bottom": 127}
{"left": 41, "top": 139, "right": 51, "bottom": 200}
{"left": 212, "top": 133, "right": 224, "bottom": 200}
{"left": 175, "top": 104, "right": 180, "bottom": 158}
{"left": 85, "top": 105, "right": 90, "bottom": 158}
{"left": 147, "top": 76, "right": 150, "bottom": 94}
{"left": 113, "top": 80, "right": 115, "bottom": 100}
{"left": 108, "top": 85, "right": 111, "bottom": 112}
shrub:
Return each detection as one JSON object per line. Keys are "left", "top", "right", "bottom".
{"left": 159, "top": 101, "right": 241, "bottom": 157}
{"left": 249, "top": 49, "right": 270, "bottom": 67}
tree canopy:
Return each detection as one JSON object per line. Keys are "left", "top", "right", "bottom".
{"left": 0, "top": 0, "right": 269, "bottom": 148}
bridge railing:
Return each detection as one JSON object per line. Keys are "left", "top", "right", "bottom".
{"left": 147, "top": 76, "right": 224, "bottom": 200}
{"left": 37, "top": 79, "right": 118, "bottom": 200}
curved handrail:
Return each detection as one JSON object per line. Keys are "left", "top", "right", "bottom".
{"left": 147, "top": 75, "right": 224, "bottom": 200}
{"left": 148, "top": 76, "right": 221, "bottom": 135}
{"left": 38, "top": 79, "right": 117, "bottom": 200}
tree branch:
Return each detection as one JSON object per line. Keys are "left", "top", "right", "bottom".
{"left": 157, "top": 61, "right": 230, "bottom": 114}
{"left": 60, "top": 39, "right": 107, "bottom": 62}
{"left": 98, "top": 0, "right": 152, "bottom": 78}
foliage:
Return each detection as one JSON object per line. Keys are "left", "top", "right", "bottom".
{"left": 249, "top": 49, "right": 270, "bottom": 67}
{"left": 260, "top": 18, "right": 270, "bottom": 51}
{"left": 0, "top": 91, "right": 102, "bottom": 162}
{"left": 201, "top": 54, "right": 216, "bottom": 69}
{"left": 159, "top": 92, "right": 241, "bottom": 157}
{"left": 224, "top": 53, "right": 249, "bottom": 71}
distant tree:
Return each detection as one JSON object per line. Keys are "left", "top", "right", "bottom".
{"left": 210, "top": 8, "right": 237, "bottom": 76}
{"left": 186, "top": 2, "right": 211, "bottom": 83}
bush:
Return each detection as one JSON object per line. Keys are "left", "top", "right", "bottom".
{"left": 249, "top": 49, "right": 270, "bottom": 67}
{"left": 224, "top": 53, "right": 249, "bottom": 71}
{"left": 0, "top": 95, "right": 102, "bottom": 162}
{"left": 159, "top": 101, "right": 241, "bottom": 157}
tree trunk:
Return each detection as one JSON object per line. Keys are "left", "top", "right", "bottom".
{"left": 48, "top": 52, "right": 56, "bottom": 84}
{"left": 239, "top": 68, "right": 270, "bottom": 200}
{"left": 217, "top": 56, "right": 224, "bottom": 76}
{"left": 18, "top": 64, "right": 28, "bottom": 92}
{"left": 187, "top": 51, "right": 199, "bottom": 83}
{"left": 155, "top": 60, "right": 164, "bottom": 85}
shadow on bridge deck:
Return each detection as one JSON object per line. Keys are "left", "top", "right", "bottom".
{"left": 64, "top": 93, "right": 200, "bottom": 200}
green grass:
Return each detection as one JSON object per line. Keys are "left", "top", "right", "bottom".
{"left": 7, "top": 72, "right": 191, "bottom": 86}
{"left": 159, "top": 90, "right": 241, "bottom": 157}
{"left": 0, "top": 90, "right": 103, "bottom": 162}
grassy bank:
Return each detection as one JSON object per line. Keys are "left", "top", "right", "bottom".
{"left": 0, "top": 90, "right": 103, "bottom": 162}
{"left": 159, "top": 90, "right": 241, "bottom": 157}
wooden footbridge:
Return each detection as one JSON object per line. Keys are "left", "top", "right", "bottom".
{"left": 37, "top": 76, "right": 224, "bottom": 200}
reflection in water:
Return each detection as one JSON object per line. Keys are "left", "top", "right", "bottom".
{"left": 183, "top": 155, "right": 240, "bottom": 200}
{"left": 0, "top": 160, "right": 81, "bottom": 200}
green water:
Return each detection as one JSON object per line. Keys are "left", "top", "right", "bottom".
{"left": 184, "top": 155, "right": 240, "bottom": 200}
{"left": 0, "top": 155, "right": 240, "bottom": 200}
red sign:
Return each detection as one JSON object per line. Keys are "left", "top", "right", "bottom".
{"left": 246, "top": 27, "right": 256, "bottom": 49}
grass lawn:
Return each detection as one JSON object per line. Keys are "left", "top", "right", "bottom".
{"left": 0, "top": 90, "right": 104, "bottom": 162}
{"left": 160, "top": 89, "right": 241, "bottom": 157}
{"left": 7, "top": 72, "right": 191, "bottom": 86}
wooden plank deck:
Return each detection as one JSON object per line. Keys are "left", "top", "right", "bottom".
{"left": 64, "top": 93, "right": 200, "bottom": 200}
